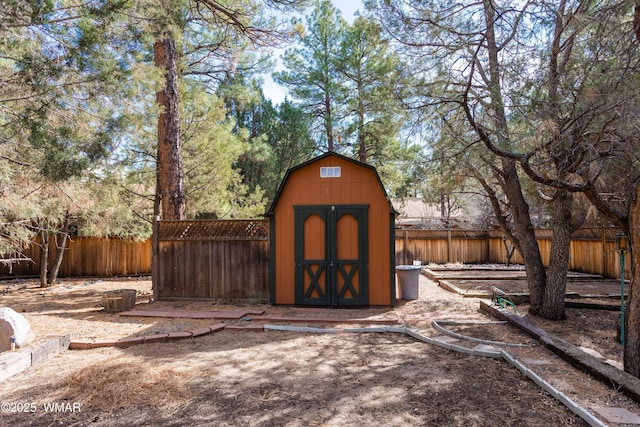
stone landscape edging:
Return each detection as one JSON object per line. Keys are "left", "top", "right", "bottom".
{"left": 479, "top": 300, "right": 640, "bottom": 403}
{"left": 0, "top": 335, "right": 70, "bottom": 381}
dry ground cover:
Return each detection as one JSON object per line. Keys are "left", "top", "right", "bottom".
{"left": 0, "top": 272, "right": 638, "bottom": 426}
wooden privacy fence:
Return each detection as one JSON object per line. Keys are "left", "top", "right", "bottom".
{"left": 1, "top": 224, "right": 628, "bottom": 286}
{"left": 395, "top": 227, "right": 629, "bottom": 279}
{"left": 153, "top": 219, "right": 269, "bottom": 301}
{"left": 0, "top": 236, "right": 151, "bottom": 279}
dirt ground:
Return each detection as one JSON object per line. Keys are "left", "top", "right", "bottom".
{"left": 0, "top": 272, "right": 638, "bottom": 426}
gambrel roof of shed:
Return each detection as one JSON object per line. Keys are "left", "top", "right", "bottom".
{"left": 265, "top": 152, "right": 398, "bottom": 215}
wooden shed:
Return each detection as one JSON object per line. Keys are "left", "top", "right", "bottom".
{"left": 266, "top": 152, "right": 397, "bottom": 306}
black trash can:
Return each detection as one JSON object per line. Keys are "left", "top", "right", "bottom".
{"left": 396, "top": 265, "right": 422, "bottom": 300}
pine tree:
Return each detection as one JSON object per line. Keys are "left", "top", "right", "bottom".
{"left": 337, "top": 16, "right": 406, "bottom": 164}
{"left": 275, "top": 0, "right": 346, "bottom": 152}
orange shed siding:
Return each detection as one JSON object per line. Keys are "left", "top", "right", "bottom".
{"left": 272, "top": 155, "right": 393, "bottom": 305}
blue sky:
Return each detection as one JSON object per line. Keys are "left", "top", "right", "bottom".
{"left": 337, "top": 0, "right": 363, "bottom": 23}
{"left": 263, "top": 0, "right": 364, "bottom": 104}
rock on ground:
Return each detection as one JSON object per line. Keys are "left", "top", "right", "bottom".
{"left": 0, "top": 307, "right": 35, "bottom": 352}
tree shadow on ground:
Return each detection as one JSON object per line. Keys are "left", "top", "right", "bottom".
{"left": 0, "top": 332, "right": 589, "bottom": 427}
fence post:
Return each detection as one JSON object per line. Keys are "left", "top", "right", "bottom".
{"left": 447, "top": 229, "right": 452, "bottom": 263}
{"left": 403, "top": 230, "right": 408, "bottom": 265}
{"left": 152, "top": 216, "right": 160, "bottom": 301}
{"left": 601, "top": 226, "right": 607, "bottom": 278}
{"left": 485, "top": 231, "right": 490, "bottom": 263}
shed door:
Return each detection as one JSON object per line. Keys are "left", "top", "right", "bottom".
{"left": 294, "top": 205, "right": 368, "bottom": 306}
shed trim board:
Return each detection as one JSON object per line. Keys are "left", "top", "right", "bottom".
{"left": 267, "top": 152, "right": 396, "bottom": 307}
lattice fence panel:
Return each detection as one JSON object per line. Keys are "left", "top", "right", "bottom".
{"left": 159, "top": 220, "right": 268, "bottom": 241}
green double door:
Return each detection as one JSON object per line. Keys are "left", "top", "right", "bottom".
{"left": 294, "top": 205, "right": 368, "bottom": 306}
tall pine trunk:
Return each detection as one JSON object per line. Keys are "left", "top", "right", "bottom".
{"left": 357, "top": 81, "right": 366, "bottom": 162}
{"left": 324, "top": 91, "right": 334, "bottom": 152}
{"left": 625, "top": 184, "right": 640, "bottom": 376}
{"left": 155, "top": 35, "right": 186, "bottom": 220}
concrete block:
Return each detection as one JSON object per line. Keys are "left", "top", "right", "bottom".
{"left": 58, "top": 335, "right": 70, "bottom": 352}
{"left": 31, "top": 339, "right": 61, "bottom": 365}
{"left": 0, "top": 350, "right": 31, "bottom": 381}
